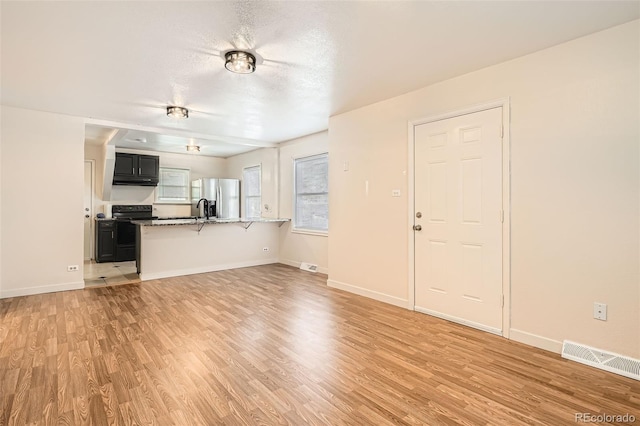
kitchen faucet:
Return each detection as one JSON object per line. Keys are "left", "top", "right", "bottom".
{"left": 196, "top": 198, "right": 210, "bottom": 219}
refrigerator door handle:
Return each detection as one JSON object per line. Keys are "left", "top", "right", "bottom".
{"left": 217, "top": 186, "right": 222, "bottom": 217}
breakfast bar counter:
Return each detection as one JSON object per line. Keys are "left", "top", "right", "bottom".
{"left": 133, "top": 218, "right": 290, "bottom": 281}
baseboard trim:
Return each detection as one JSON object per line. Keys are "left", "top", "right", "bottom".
{"left": 327, "top": 279, "right": 411, "bottom": 309}
{"left": 510, "top": 328, "right": 563, "bottom": 354}
{"left": 0, "top": 281, "right": 85, "bottom": 299}
{"left": 279, "top": 258, "right": 329, "bottom": 275}
{"left": 140, "top": 259, "right": 279, "bottom": 281}
{"left": 414, "top": 306, "right": 502, "bottom": 336}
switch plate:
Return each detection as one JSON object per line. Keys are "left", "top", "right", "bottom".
{"left": 594, "top": 302, "right": 607, "bottom": 321}
{"left": 67, "top": 265, "right": 79, "bottom": 272}
{"left": 343, "top": 161, "right": 349, "bottom": 171}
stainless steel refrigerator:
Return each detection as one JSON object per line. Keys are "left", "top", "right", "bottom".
{"left": 191, "top": 178, "right": 240, "bottom": 219}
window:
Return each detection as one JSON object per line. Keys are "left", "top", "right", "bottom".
{"left": 243, "top": 165, "right": 261, "bottom": 219}
{"left": 294, "top": 153, "right": 328, "bottom": 232}
{"left": 156, "top": 168, "right": 190, "bottom": 203}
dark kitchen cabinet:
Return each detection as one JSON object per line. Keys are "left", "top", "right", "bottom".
{"left": 113, "top": 153, "right": 159, "bottom": 185}
{"left": 137, "top": 155, "right": 159, "bottom": 179}
{"left": 95, "top": 220, "right": 115, "bottom": 263}
{"left": 114, "top": 153, "right": 136, "bottom": 177}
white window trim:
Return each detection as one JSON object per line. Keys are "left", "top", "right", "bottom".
{"left": 243, "top": 164, "right": 262, "bottom": 219}
{"left": 291, "top": 228, "right": 328, "bottom": 237}
{"left": 155, "top": 167, "right": 191, "bottom": 204}
{"left": 293, "top": 152, "right": 329, "bottom": 234}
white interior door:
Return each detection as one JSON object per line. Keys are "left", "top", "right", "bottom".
{"left": 414, "top": 107, "right": 503, "bottom": 334}
{"left": 84, "top": 161, "right": 94, "bottom": 260}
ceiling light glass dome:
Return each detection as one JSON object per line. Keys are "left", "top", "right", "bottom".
{"left": 225, "top": 51, "right": 256, "bottom": 74}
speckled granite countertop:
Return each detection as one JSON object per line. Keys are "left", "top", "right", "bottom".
{"left": 131, "top": 218, "right": 291, "bottom": 226}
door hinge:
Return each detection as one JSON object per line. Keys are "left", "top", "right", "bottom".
{"left": 500, "top": 125, "right": 504, "bottom": 139}
{"left": 501, "top": 295, "right": 504, "bottom": 307}
{"left": 500, "top": 210, "right": 504, "bottom": 223}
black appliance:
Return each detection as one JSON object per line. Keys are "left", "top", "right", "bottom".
{"left": 112, "top": 205, "right": 154, "bottom": 262}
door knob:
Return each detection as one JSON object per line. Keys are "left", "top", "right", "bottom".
{"left": 85, "top": 208, "right": 90, "bottom": 212}
{"left": 85, "top": 215, "right": 90, "bottom": 218}
{"left": 413, "top": 224, "right": 422, "bottom": 231}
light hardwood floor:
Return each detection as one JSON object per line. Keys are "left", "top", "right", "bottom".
{"left": 1, "top": 264, "right": 638, "bottom": 425}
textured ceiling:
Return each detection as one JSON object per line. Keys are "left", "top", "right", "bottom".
{"left": 2, "top": 1, "right": 638, "bottom": 157}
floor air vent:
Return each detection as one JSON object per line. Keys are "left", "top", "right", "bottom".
{"left": 299, "top": 262, "right": 318, "bottom": 273}
{"left": 562, "top": 340, "right": 640, "bottom": 381}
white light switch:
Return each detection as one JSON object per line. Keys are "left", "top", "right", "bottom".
{"left": 392, "top": 189, "right": 401, "bottom": 197}
{"left": 343, "top": 161, "right": 349, "bottom": 171}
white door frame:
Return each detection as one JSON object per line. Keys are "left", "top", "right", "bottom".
{"left": 407, "top": 98, "right": 511, "bottom": 337}
{"left": 84, "top": 159, "right": 96, "bottom": 261}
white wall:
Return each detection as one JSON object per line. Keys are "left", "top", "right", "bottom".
{"left": 226, "top": 147, "right": 279, "bottom": 218}
{"left": 329, "top": 21, "right": 640, "bottom": 357}
{"left": 221, "top": 136, "right": 330, "bottom": 273}
{"left": 1, "top": 106, "right": 86, "bottom": 297}
{"left": 278, "top": 132, "right": 329, "bottom": 274}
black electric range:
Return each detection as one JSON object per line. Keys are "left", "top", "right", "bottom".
{"left": 112, "top": 205, "right": 155, "bottom": 262}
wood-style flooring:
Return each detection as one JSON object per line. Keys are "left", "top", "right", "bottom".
{"left": 1, "top": 264, "right": 638, "bottom": 425}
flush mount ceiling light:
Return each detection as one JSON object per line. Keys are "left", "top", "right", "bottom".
{"left": 186, "top": 145, "right": 200, "bottom": 152}
{"left": 224, "top": 50, "right": 256, "bottom": 74}
{"left": 167, "top": 106, "right": 189, "bottom": 119}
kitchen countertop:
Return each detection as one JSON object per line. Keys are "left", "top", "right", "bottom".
{"left": 131, "top": 217, "right": 291, "bottom": 227}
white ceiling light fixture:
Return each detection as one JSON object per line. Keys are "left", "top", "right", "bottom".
{"left": 224, "top": 50, "right": 256, "bottom": 74}
{"left": 167, "top": 106, "right": 189, "bottom": 119}
{"left": 186, "top": 144, "right": 200, "bottom": 152}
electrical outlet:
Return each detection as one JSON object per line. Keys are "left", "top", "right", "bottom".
{"left": 594, "top": 302, "right": 607, "bottom": 321}
{"left": 67, "top": 265, "right": 79, "bottom": 272}
{"left": 392, "top": 189, "right": 401, "bottom": 197}
{"left": 262, "top": 247, "right": 269, "bottom": 252}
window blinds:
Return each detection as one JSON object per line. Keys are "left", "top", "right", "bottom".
{"left": 294, "top": 153, "right": 328, "bottom": 231}
{"left": 243, "top": 165, "right": 261, "bottom": 219}
{"left": 157, "top": 168, "right": 190, "bottom": 202}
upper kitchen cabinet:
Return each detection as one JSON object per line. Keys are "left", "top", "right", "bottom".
{"left": 113, "top": 153, "right": 159, "bottom": 186}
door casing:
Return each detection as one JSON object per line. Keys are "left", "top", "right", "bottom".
{"left": 84, "top": 160, "right": 96, "bottom": 261}
{"left": 407, "top": 98, "right": 511, "bottom": 338}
